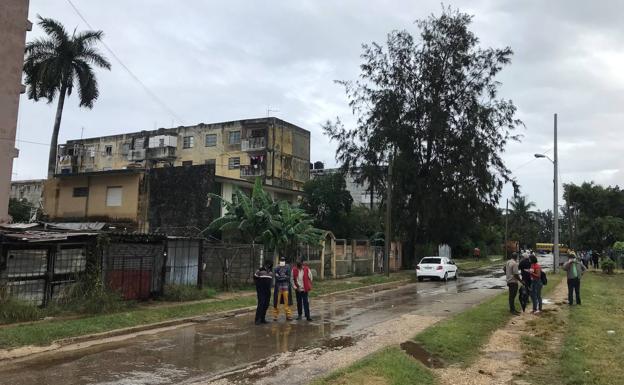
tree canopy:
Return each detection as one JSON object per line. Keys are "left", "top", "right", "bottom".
{"left": 24, "top": 16, "right": 111, "bottom": 177}
{"left": 324, "top": 8, "right": 522, "bottom": 261}
{"left": 301, "top": 173, "right": 353, "bottom": 236}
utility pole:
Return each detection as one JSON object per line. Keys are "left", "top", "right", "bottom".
{"left": 384, "top": 149, "right": 393, "bottom": 277}
{"left": 553, "top": 113, "right": 559, "bottom": 273}
{"left": 504, "top": 198, "right": 509, "bottom": 259}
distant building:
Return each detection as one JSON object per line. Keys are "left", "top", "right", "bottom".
{"left": 9, "top": 179, "right": 45, "bottom": 208}
{"left": 310, "top": 166, "right": 382, "bottom": 207}
{"left": 44, "top": 117, "right": 311, "bottom": 231}
{"left": 0, "top": 1, "right": 31, "bottom": 222}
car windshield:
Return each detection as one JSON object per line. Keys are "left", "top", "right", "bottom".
{"left": 420, "top": 258, "right": 441, "bottom": 264}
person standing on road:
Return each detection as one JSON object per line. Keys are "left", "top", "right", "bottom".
{"left": 528, "top": 255, "right": 543, "bottom": 314}
{"left": 591, "top": 251, "right": 599, "bottom": 269}
{"left": 563, "top": 253, "right": 586, "bottom": 305}
{"left": 253, "top": 260, "right": 273, "bottom": 325}
{"left": 518, "top": 253, "right": 532, "bottom": 290}
{"left": 505, "top": 252, "right": 522, "bottom": 315}
{"left": 293, "top": 259, "right": 313, "bottom": 321}
{"left": 273, "top": 256, "right": 294, "bottom": 321}
{"left": 474, "top": 247, "right": 481, "bottom": 260}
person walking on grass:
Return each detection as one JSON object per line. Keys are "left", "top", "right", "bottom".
{"left": 528, "top": 255, "right": 543, "bottom": 314}
{"left": 273, "top": 256, "right": 294, "bottom": 321}
{"left": 253, "top": 260, "right": 273, "bottom": 325}
{"left": 505, "top": 252, "right": 522, "bottom": 315}
{"left": 563, "top": 252, "right": 586, "bottom": 305}
{"left": 293, "top": 259, "right": 313, "bottom": 321}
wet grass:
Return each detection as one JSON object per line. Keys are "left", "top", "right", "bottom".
{"left": 414, "top": 273, "right": 562, "bottom": 367}
{"left": 0, "top": 272, "right": 410, "bottom": 350}
{"left": 160, "top": 285, "right": 217, "bottom": 302}
{"left": 454, "top": 255, "right": 503, "bottom": 271}
{"left": 519, "top": 272, "right": 624, "bottom": 385}
{"left": 311, "top": 346, "right": 436, "bottom": 385}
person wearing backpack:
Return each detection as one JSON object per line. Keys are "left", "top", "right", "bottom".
{"left": 528, "top": 255, "right": 543, "bottom": 314}
{"left": 563, "top": 252, "right": 586, "bottom": 305}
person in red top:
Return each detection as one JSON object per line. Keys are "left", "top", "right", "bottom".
{"left": 292, "top": 259, "right": 313, "bottom": 321}
{"left": 528, "top": 255, "right": 543, "bottom": 314}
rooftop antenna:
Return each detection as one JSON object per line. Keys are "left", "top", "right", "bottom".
{"left": 80, "top": 127, "right": 84, "bottom": 139}
{"left": 267, "top": 106, "right": 279, "bottom": 117}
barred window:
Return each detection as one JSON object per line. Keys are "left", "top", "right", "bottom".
{"left": 205, "top": 134, "right": 217, "bottom": 147}
{"left": 228, "top": 157, "right": 240, "bottom": 169}
{"left": 228, "top": 131, "right": 241, "bottom": 145}
{"left": 183, "top": 136, "right": 194, "bottom": 149}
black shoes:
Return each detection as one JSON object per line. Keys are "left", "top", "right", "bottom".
{"left": 296, "top": 315, "right": 302, "bottom": 320}
{"left": 306, "top": 317, "right": 313, "bottom": 321}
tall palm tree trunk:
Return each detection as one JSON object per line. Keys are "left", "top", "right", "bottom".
{"left": 47, "top": 84, "right": 67, "bottom": 178}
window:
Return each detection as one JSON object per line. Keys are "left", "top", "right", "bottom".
{"left": 182, "top": 160, "right": 193, "bottom": 166}
{"left": 205, "top": 159, "right": 216, "bottom": 165}
{"left": 106, "top": 186, "right": 122, "bottom": 207}
{"left": 205, "top": 134, "right": 217, "bottom": 147}
{"left": 228, "top": 131, "right": 241, "bottom": 145}
{"left": 183, "top": 136, "right": 195, "bottom": 149}
{"left": 159, "top": 138, "right": 165, "bottom": 147}
{"left": 73, "top": 187, "right": 89, "bottom": 197}
{"left": 121, "top": 143, "right": 131, "bottom": 155}
{"left": 102, "top": 167, "right": 112, "bottom": 171}
{"left": 228, "top": 157, "right": 240, "bottom": 169}
{"left": 105, "top": 145, "right": 112, "bottom": 156}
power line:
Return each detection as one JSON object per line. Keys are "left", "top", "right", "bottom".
{"left": 65, "top": 0, "right": 185, "bottom": 125}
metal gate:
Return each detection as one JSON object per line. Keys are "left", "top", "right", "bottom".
{"left": 104, "top": 242, "right": 165, "bottom": 300}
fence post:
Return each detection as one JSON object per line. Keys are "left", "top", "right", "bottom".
{"left": 319, "top": 238, "right": 325, "bottom": 280}
{"left": 331, "top": 239, "right": 337, "bottom": 279}
{"left": 197, "top": 238, "right": 204, "bottom": 289}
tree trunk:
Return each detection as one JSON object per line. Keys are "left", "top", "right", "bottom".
{"left": 47, "top": 84, "right": 68, "bottom": 178}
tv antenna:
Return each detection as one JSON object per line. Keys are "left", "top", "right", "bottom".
{"left": 267, "top": 106, "right": 279, "bottom": 117}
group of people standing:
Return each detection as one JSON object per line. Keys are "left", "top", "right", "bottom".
{"left": 253, "top": 256, "right": 314, "bottom": 325}
{"left": 505, "top": 251, "right": 587, "bottom": 315}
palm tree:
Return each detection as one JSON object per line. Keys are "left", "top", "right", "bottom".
{"left": 509, "top": 195, "right": 536, "bottom": 226}
{"left": 23, "top": 16, "right": 111, "bottom": 177}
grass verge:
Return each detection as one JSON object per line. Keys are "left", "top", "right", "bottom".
{"left": 415, "top": 274, "right": 561, "bottom": 367}
{"left": 310, "top": 346, "right": 436, "bottom": 385}
{"left": 0, "top": 272, "right": 410, "bottom": 350}
{"left": 519, "top": 272, "right": 624, "bottom": 385}
{"left": 454, "top": 255, "right": 503, "bottom": 271}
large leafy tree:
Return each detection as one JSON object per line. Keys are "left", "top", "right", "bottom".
{"left": 324, "top": 8, "right": 521, "bottom": 263}
{"left": 23, "top": 16, "right": 111, "bottom": 177}
{"left": 564, "top": 182, "right": 624, "bottom": 250}
{"left": 301, "top": 172, "right": 353, "bottom": 236}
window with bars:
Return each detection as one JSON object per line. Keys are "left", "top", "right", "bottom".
{"left": 228, "top": 131, "right": 241, "bottom": 145}
{"left": 182, "top": 160, "right": 193, "bottom": 166}
{"left": 228, "top": 157, "right": 240, "bottom": 169}
{"left": 183, "top": 136, "right": 195, "bottom": 149}
{"left": 205, "top": 134, "right": 217, "bottom": 147}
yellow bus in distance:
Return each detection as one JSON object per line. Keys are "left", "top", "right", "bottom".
{"left": 535, "top": 243, "right": 569, "bottom": 254}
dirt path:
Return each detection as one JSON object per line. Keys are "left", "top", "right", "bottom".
{"left": 434, "top": 278, "right": 569, "bottom": 385}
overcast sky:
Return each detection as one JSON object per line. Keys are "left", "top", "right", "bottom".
{"left": 13, "top": 0, "right": 624, "bottom": 210}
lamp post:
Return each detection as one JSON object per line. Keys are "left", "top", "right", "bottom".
{"left": 534, "top": 113, "right": 559, "bottom": 273}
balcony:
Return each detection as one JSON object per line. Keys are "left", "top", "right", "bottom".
{"left": 241, "top": 137, "right": 266, "bottom": 151}
{"left": 240, "top": 165, "right": 265, "bottom": 178}
{"left": 128, "top": 149, "right": 146, "bottom": 161}
{"left": 147, "top": 146, "right": 176, "bottom": 159}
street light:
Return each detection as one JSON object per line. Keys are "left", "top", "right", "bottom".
{"left": 534, "top": 113, "right": 559, "bottom": 273}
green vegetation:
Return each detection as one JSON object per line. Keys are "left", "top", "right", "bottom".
{"left": 415, "top": 274, "right": 561, "bottom": 366}
{"left": 519, "top": 272, "right": 624, "bottom": 385}
{"left": 311, "top": 272, "right": 412, "bottom": 297}
{"left": 311, "top": 347, "right": 436, "bottom": 385}
{"left": 161, "top": 285, "right": 217, "bottom": 302}
{"left": 0, "top": 299, "right": 43, "bottom": 324}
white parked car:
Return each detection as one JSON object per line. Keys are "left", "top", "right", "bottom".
{"left": 416, "top": 256, "right": 458, "bottom": 282}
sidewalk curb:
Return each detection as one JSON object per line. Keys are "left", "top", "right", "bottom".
{"left": 0, "top": 278, "right": 412, "bottom": 363}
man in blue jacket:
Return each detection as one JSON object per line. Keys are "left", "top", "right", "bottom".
{"left": 254, "top": 260, "right": 273, "bottom": 325}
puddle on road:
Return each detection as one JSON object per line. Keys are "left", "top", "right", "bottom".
{"left": 399, "top": 340, "right": 445, "bottom": 368}
{"left": 489, "top": 285, "right": 505, "bottom": 290}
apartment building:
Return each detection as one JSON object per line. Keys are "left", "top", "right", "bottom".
{"left": 310, "top": 166, "right": 382, "bottom": 208}
{"left": 43, "top": 118, "right": 311, "bottom": 230}
{"left": 0, "top": 0, "right": 31, "bottom": 222}
{"left": 10, "top": 179, "right": 45, "bottom": 208}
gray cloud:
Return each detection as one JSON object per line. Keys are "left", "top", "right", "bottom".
{"left": 13, "top": 0, "right": 623, "bottom": 211}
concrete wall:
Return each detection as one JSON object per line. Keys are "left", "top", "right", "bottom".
{"left": 0, "top": 0, "right": 30, "bottom": 222}
{"left": 43, "top": 172, "right": 142, "bottom": 221}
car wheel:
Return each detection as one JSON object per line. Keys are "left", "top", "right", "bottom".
{"left": 418, "top": 277, "right": 424, "bottom": 282}
{"left": 443, "top": 272, "right": 448, "bottom": 282}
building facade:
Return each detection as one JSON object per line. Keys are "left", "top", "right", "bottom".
{"left": 9, "top": 179, "right": 45, "bottom": 208}
{"left": 44, "top": 118, "right": 311, "bottom": 231}
{"left": 0, "top": 1, "right": 31, "bottom": 222}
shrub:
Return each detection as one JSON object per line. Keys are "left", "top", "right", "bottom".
{"left": 602, "top": 259, "right": 616, "bottom": 275}
{"left": 161, "top": 285, "right": 216, "bottom": 302}
{"left": 0, "top": 299, "right": 42, "bottom": 324}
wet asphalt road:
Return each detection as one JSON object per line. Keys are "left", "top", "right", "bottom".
{"left": 0, "top": 261, "right": 540, "bottom": 385}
